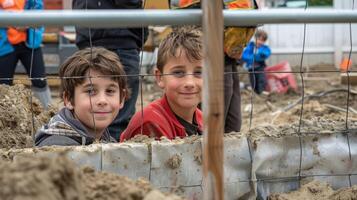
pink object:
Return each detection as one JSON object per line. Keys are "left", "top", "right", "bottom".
{"left": 265, "top": 61, "right": 298, "bottom": 94}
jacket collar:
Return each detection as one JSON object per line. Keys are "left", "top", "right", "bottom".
{"left": 160, "top": 95, "right": 203, "bottom": 132}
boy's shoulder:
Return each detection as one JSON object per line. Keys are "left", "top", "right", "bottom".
{"left": 259, "top": 44, "right": 271, "bottom": 51}
{"left": 131, "top": 96, "right": 203, "bottom": 128}
{"left": 132, "top": 96, "right": 172, "bottom": 122}
{"left": 34, "top": 108, "right": 85, "bottom": 146}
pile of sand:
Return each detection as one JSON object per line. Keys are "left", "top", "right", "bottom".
{"left": 244, "top": 98, "right": 357, "bottom": 145}
{"left": 0, "top": 154, "right": 82, "bottom": 200}
{"left": 0, "top": 84, "right": 55, "bottom": 149}
{"left": 0, "top": 154, "right": 183, "bottom": 200}
{"left": 268, "top": 180, "right": 357, "bottom": 200}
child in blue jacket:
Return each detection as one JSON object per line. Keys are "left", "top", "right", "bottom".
{"left": 242, "top": 29, "right": 271, "bottom": 94}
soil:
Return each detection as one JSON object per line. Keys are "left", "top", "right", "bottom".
{"left": 0, "top": 154, "right": 183, "bottom": 200}
{"left": 193, "top": 144, "right": 202, "bottom": 165}
{"left": 166, "top": 154, "right": 182, "bottom": 169}
{"left": 0, "top": 153, "right": 82, "bottom": 200}
{"left": 123, "top": 134, "right": 155, "bottom": 144}
{"left": 268, "top": 180, "right": 357, "bottom": 200}
{"left": 0, "top": 84, "right": 55, "bottom": 149}
{"left": 240, "top": 69, "right": 357, "bottom": 140}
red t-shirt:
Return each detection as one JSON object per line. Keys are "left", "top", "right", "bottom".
{"left": 120, "top": 95, "right": 203, "bottom": 141}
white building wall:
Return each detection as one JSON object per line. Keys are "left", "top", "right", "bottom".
{"left": 259, "top": 0, "right": 357, "bottom": 68}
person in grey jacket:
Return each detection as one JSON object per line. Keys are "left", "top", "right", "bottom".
{"left": 72, "top": 0, "right": 148, "bottom": 141}
{"left": 35, "top": 47, "right": 128, "bottom": 146}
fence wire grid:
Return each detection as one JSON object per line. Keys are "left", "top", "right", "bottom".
{"left": 0, "top": 0, "right": 356, "bottom": 197}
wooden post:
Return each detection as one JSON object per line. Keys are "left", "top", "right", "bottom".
{"left": 202, "top": 0, "right": 224, "bottom": 199}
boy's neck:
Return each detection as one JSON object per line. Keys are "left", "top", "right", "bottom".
{"left": 82, "top": 124, "right": 104, "bottom": 140}
{"left": 92, "top": 130, "right": 105, "bottom": 140}
{"left": 177, "top": 111, "right": 194, "bottom": 123}
{"left": 72, "top": 111, "right": 105, "bottom": 140}
{"left": 169, "top": 103, "right": 196, "bottom": 124}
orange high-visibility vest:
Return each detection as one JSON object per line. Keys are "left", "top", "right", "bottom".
{"left": 176, "top": 0, "right": 251, "bottom": 9}
{"left": 178, "top": 0, "right": 200, "bottom": 8}
{"left": 0, "top": 0, "right": 27, "bottom": 45}
{"left": 226, "top": 0, "right": 252, "bottom": 9}
{"left": 173, "top": 0, "right": 256, "bottom": 59}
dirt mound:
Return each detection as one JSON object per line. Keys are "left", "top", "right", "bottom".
{"left": 0, "top": 154, "right": 82, "bottom": 200}
{"left": 0, "top": 154, "right": 183, "bottom": 200}
{"left": 268, "top": 180, "right": 357, "bottom": 200}
{"left": 246, "top": 113, "right": 357, "bottom": 146}
{"left": 123, "top": 134, "right": 155, "bottom": 143}
{"left": 82, "top": 167, "right": 181, "bottom": 200}
{"left": 241, "top": 84, "right": 357, "bottom": 133}
{"left": 0, "top": 84, "right": 55, "bottom": 149}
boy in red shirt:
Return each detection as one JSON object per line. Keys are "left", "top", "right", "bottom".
{"left": 120, "top": 27, "right": 203, "bottom": 141}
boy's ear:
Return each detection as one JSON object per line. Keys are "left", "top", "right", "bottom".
{"left": 119, "top": 99, "right": 124, "bottom": 109}
{"left": 154, "top": 68, "right": 165, "bottom": 89}
{"left": 63, "top": 92, "right": 74, "bottom": 110}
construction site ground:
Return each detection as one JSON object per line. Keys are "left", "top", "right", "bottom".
{"left": 1, "top": 64, "right": 357, "bottom": 199}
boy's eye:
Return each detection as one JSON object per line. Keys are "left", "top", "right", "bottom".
{"left": 193, "top": 70, "right": 202, "bottom": 78}
{"left": 86, "top": 89, "right": 96, "bottom": 96}
{"left": 172, "top": 70, "right": 186, "bottom": 78}
{"left": 106, "top": 88, "right": 117, "bottom": 95}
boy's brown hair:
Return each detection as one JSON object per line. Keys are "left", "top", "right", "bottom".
{"left": 59, "top": 47, "right": 128, "bottom": 104}
{"left": 255, "top": 29, "right": 268, "bottom": 41}
{"left": 156, "top": 26, "right": 203, "bottom": 72}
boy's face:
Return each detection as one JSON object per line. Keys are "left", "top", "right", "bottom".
{"left": 256, "top": 37, "right": 265, "bottom": 48}
{"left": 65, "top": 69, "right": 123, "bottom": 137}
{"left": 156, "top": 50, "right": 203, "bottom": 115}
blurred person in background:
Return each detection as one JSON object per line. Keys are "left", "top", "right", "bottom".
{"left": 0, "top": 0, "right": 51, "bottom": 109}
{"left": 242, "top": 29, "right": 271, "bottom": 94}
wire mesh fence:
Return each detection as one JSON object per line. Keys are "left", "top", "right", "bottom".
{"left": 0, "top": 1, "right": 356, "bottom": 199}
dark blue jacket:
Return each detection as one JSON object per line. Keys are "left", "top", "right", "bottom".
{"left": 72, "top": 0, "right": 148, "bottom": 50}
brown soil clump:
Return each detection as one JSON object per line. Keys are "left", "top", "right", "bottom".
{"left": 123, "top": 134, "right": 155, "bottom": 144}
{"left": 183, "top": 135, "right": 202, "bottom": 144}
{"left": 193, "top": 145, "right": 202, "bottom": 165}
{"left": 166, "top": 154, "right": 182, "bottom": 169}
{"left": 240, "top": 71, "right": 357, "bottom": 133}
{"left": 0, "top": 154, "right": 183, "bottom": 200}
{"left": 82, "top": 168, "right": 181, "bottom": 200}
{"left": 330, "top": 185, "right": 357, "bottom": 200}
{"left": 268, "top": 180, "right": 357, "bottom": 200}
{"left": 242, "top": 84, "right": 357, "bottom": 143}
{"left": 0, "top": 84, "right": 55, "bottom": 149}
{"left": 0, "top": 154, "right": 82, "bottom": 200}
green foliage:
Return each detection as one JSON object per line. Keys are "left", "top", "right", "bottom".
{"left": 308, "top": 0, "right": 333, "bottom": 6}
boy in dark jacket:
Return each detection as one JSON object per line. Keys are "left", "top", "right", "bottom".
{"left": 72, "top": 0, "right": 148, "bottom": 141}
{"left": 35, "top": 47, "right": 128, "bottom": 146}
{"left": 120, "top": 27, "right": 203, "bottom": 141}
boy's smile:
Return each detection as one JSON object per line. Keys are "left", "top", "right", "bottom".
{"left": 92, "top": 111, "right": 112, "bottom": 118}
{"left": 156, "top": 50, "right": 202, "bottom": 123}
